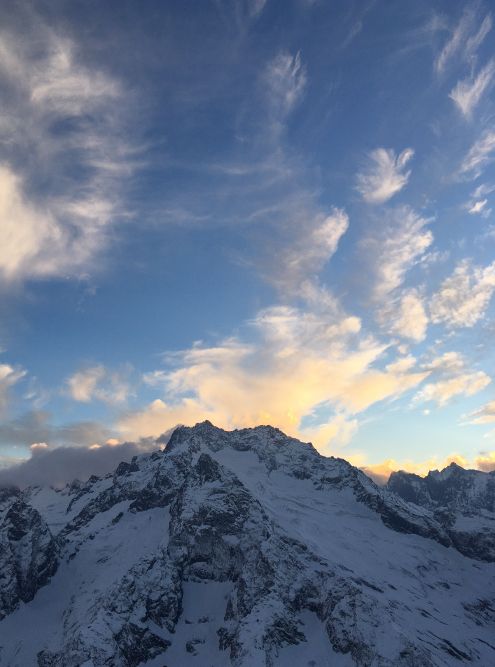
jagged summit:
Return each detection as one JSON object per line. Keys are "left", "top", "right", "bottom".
{"left": 0, "top": 422, "right": 494, "bottom": 666}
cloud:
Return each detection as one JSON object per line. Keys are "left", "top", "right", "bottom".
{"left": 67, "top": 366, "right": 106, "bottom": 402}
{"left": 429, "top": 259, "right": 495, "bottom": 328}
{"left": 435, "top": 8, "right": 491, "bottom": 73}
{"left": 360, "top": 453, "right": 470, "bottom": 486}
{"left": 0, "top": 438, "right": 166, "bottom": 490}
{"left": 464, "top": 12, "right": 493, "bottom": 61}
{"left": 475, "top": 451, "right": 495, "bottom": 472}
{"left": 356, "top": 148, "right": 414, "bottom": 204}
{"left": 67, "top": 365, "right": 134, "bottom": 406}
{"left": 464, "top": 183, "right": 494, "bottom": 218}
{"left": 461, "top": 399, "right": 495, "bottom": 425}
{"left": 363, "top": 206, "right": 433, "bottom": 301}
{"left": 458, "top": 129, "right": 495, "bottom": 179}
{"left": 212, "top": 0, "right": 267, "bottom": 30}
{"left": 264, "top": 51, "right": 306, "bottom": 131}
{"left": 0, "top": 410, "right": 116, "bottom": 451}
{"left": 0, "top": 363, "right": 26, "bottom": 413}
{"left": 377, "top": 289, "right": 428, "bottom": 342}
{"left": 0, "top": 23, "right": 136, "bottom": 283}
{"left": 412, "top": 351, "right": 490, "bottom": 406}
{"left": 414, "top": 373, "right": 490, "bottom": 406}
{"left": 435, "top": 10, "right": 472, "bottom": 73}
{"left": 466, "top": 199, "right": 489, "bottom": 214}
{"left": 120, "top": 305, "right": 429, "bottom": 452}
{"left": 472, "top": 183, "right": 495, "bottom": 198}
{"left": 270, "top": 208, "right": 349, "bottom": 295}
{"left": 450, "top": 58, "right": 495, "bottom": 117}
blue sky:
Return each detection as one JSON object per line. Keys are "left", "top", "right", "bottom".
{"left": 1, "top": 0, "right": 495, "bottom": 483}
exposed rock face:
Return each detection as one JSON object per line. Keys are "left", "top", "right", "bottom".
{"left": 0, "top": 488, "right": 58, "bottom": 621}
{"left": 0, "top": 422, "right": 494, "bottom": 666}
{"left": 387, "top": 463, "right": 495, "bottom": 561}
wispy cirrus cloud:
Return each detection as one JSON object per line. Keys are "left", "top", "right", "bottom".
{"left": 464, "top": 12, "right": 493, "bottom": 61}
{"left": 435, "top": 8, "right": 492, "bottom": 74}
{"left": 264, "top": 51, "right": 306, "bottom": 140}
{"left": 0, "top": 23, "right": 137, "bottom": 283}
{"left": 356, "top": 148, "right": 414, "bottom": 205}
{"left": 269, "top": 208, "right": 349, "bottom": 296}
{"left": 429, "top": 259, "right": 495, "bottom": 328}
{"left": 473, "top": 183, "right": 495, "bottom": 198}
{"left": 363, "top": 206, "right": 433, "bottom": 302}
{"left": 450, "top": 58, "right": 495, "bottom": 117}
{"left": 0, "top": 363, "right": 26, "bottom": 413}
{"left": 213, "top": 0, "right": 267, "bottom": 31}
{"left": 458, "top": 129, "right": 495, "bottom": 179}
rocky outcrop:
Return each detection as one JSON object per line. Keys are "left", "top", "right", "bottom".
{"left": 0, "top": 488, "right": 58, "bottom": 620}
{"left": 387, "top": 463, "right": 495, "bottom": 561}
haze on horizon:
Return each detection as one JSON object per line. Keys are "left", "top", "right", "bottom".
{"left": 1, "top": 0, "right": 495, "bottom": 487}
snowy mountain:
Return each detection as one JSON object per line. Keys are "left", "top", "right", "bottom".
{"left": 0, "top": 421, "right": 494, "bottom": 666}
{"left": 387, "top": 464, "right": 495, "bottom": 562}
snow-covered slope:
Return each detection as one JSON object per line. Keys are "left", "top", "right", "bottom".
{"left": 0, "top": 421, "right": 494, "bottom": 666}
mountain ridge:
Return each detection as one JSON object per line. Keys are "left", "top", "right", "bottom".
{"left": 0, "top": 421, "right": 494, "bottom": 666}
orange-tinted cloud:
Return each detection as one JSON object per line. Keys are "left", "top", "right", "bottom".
{"left": 360, "top": 453, "right": 470, "bottom": 485}
{"left": 475, "top": 451, "right": 495, "bottom": 472}
{"left": 119, "top": 306, "right": 429, "bottom": 452}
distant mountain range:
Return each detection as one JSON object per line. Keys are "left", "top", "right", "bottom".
{"left": 0, "top": 421, "right": 494, "bottom": 666}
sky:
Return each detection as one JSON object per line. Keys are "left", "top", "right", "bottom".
{"left": 1, "top": 0, "right": 495, "bottom": 486}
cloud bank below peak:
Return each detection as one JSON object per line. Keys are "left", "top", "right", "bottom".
{"left": 0, "top": 437, "right": 167, "bottom": 490}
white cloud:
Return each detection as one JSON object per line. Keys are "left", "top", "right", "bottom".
{"left": 272, "top": 208, "right": 348, "bottom": 295}
{"left": 450, "top": 58, "right": 495, "bottom": 117}
{"left": 67, "top": 365, "right": 133, "bottom": 406}
{"left": 356, "top": 148, "right": 414, "bottom": 204}
{"left": 458, "top": 129, "right": 495, "bottom": 179}
{"left": 364, "top": 206, "right": 433, "bottom": 301}
{"left": 435, "top": 9, "right": 491, "bottom": 73}
{"left": 464, "top": 13, "right": 492, "bottom": 61}
{"left": 0, "top": 26, "right": 135, "bottom": 283}
{"left": 0, "top": 363, "right": 26, "bottom": 413}
{"left": 377, "top": 289, "right": 428, "bottom": 342}
{"left": 264, "top": 51, "right": 306, "bottom": 137}
{"left": 472, "top": 183, "right": 495, "bottom": 198}
{"left": 429, "top": 259, "right": 495, "bottom": 328}
{"left": 461, "top": 399, "right": 495, "bottom": 425}
{"left": 120, "top": 305, "right": 429, "bottom": 452}
{"left": 463, "top": 194, "right": 492, "bottom": 218}
{"left": 413, "top": 351, "right": 490, "bottom": 406}
{"left": 435, "top": 9, "right": 472, "bottom": 73}
{"left": 466, "top": 199, "right": 488, "bottom": 214}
